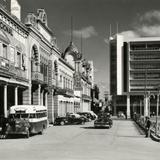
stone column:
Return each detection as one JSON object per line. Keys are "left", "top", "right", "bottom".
{"left": 144, "top": 95, "right": 149, "bottom": 117}
{"left": 38, "top": 84, "right": 41, "bottom": 105}
{"left": 15, "top": 87, "right": 18, "bottom": 105}
{"left": 4, "top": 85, "right": 7, "bottom": 118}
{"left": 127, "top": 94, "right": 130, "bottom": 118}
{"left": 47, "top": 91, "right": 54, "bottom": 124}
{"left": 23, "top": 86, "right": 31, "bottom": 105}
{"left": 45, "top": 92, "right": 48, "bottom": 108}
{"left": 113, "top": 95, "right": 117, "bottom": 116}
{"left": 41, "top": 90, "right": 44, "bottom": 105}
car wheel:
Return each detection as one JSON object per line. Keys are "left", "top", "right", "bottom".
{"left": 60, "top": 121, "right": 65, "bottom": 125}
{"left": 40, "top": 125, "right": 45, "bottom": 135}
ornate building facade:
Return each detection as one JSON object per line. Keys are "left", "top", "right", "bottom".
{"left": 0, "top": 1, "right": 94, "bottom": 124}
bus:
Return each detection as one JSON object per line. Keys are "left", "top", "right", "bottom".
{"left": 6, "top": 105, "right": 48, "bottom": 138}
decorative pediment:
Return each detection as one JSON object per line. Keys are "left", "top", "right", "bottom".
{"left": 25, "top": 13, "right": 38, "bottom": 28}
{"left": 37, "top": 9, "right": 48, "bottom": 26}
{"left": 62, "top": 42, "right": 82, "bottom": 61}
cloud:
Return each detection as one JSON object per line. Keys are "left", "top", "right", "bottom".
{"left": 119, "top": 30, "right": 140, "bottom": 39}
{"left": 140, "top": 10, "right": 160, "bottom": 23}
{"left": 64, "top": 26, "right": 98, "bottom": 39}
{"left": 136, "top": 25, "right": 160, "bottom": 37}
{"left": 73, "top": 26, "right": 98, "bottom": 39}
{"left": 118, "top": 10, "right": 160, "bottom": 38}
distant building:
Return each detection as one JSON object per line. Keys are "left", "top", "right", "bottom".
{"left": 110, "top": 34, "right": 160, "bottom": 117}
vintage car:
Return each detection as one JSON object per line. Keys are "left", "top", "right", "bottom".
{"left": 117, "top": 111, "right": 126, "bottom": 119}
{"left": 94, "top": 113, "right": 113, "bottom": 128}
{"left": 54, "top": 115, "right": 85, "bottom": 125}
{"left": 77, "top": 112, "right": 91, "bottom": 122}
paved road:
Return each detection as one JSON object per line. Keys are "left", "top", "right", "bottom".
{"left": 0, "top": 120, "right": 160, "bottom": 160}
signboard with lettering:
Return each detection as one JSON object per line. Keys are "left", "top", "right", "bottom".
{"left": 74, "top": 72, "right": 83, "bottom": 91}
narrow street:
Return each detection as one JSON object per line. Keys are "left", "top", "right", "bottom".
{"left": 0, "top": 120, "right": 160, "bottom": 160}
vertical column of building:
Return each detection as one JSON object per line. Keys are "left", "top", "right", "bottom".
{"left": 144, "top": 95, "right": 149, "bottom": 117}
{"left": 127, "top": 94, "right": 130, "bottom": 118}
{"left": 23, "top": 86, "right": 31, "bottom": 105}
{"left": 113, "top": 95, "right": 117, "bottom": 116}
{"left": 41, "top": 90, "right": 44, "bottom": 105}
{"left": 4, "top": 85, "right": 8, "bottom": 117}
{"left": 53, "top": 95, "right": 58, "bottom": 118}
{"left": 15, "top": 87, "right": 18, "bottom": 105}
{"left": 47, "top": 91, "right": 54, "bottom": 123}
{"left": 32, "top": 84, "right": 41, "bottom": 105}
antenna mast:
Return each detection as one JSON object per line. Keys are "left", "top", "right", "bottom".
{"left": 71, "top": 16, "right": 73, "bottom": 42}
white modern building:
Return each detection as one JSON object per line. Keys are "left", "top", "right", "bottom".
{"left": 110, "top": 34, "right": 160, "bottom": 118}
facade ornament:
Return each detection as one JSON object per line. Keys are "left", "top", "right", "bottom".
{"left": 37, "top": 9, "right": 48, "bottom": 26}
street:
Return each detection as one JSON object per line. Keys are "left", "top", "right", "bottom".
{"left": 0, "top": 120, "right": 160, "bottom": 160}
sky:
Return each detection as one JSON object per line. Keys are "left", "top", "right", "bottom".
{"left": 4, "top": 0, "right": 160, "bottom": 98}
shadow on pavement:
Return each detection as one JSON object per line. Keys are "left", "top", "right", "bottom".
{"left": 133, "top": 121, "right": 145, "bottom": 135}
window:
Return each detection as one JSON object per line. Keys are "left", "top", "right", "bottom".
{"left": 10, "top": 47, "right": 15, "bottom": 63}
{"left": 3, "top": 44, "right": 7, "bottom": 59}
{"left": 16, "top": 52, "right": 21, "bottom": 68}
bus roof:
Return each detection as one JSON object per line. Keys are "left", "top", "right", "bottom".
{"left": 9, "top": 105, "right": 47, "bottom": 114}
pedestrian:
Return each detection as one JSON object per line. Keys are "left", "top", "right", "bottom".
{"left": 1, "top": 116, "right": 8, "bottom": 139}
{"left": 145, "top": 116, "right": 151, "bottom": 138}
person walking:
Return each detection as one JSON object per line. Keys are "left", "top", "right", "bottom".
{"left": 1, "top": 116, "right": 8, "bottom": 139}
{"left": 145, "top": 116, "right": 151, "bottom": 138}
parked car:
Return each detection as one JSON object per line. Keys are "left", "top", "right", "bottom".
{"left": 117, "top": 111, "right": 126, "bottom": 119}
{"left": 53, "top": 117, "right": 68, "bottom": 125}
{"left": 77, "top": 112, "right": 91, "bottom": 122}
{"left": 67, "top": 112, "right": 89, "bottom": 122}
{"left": 87, "top": 111, "right": 98, "bottom": 119}
{"left": 77, "top": 112, "right": 96, "bottom": 120}
{"left": 94, "top": 113, "right": 113, "bottom": 128}
{"left": 54, "top": 115, "right": 85, "bottom": 125}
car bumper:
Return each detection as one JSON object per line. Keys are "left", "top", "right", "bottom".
{"left": 94, "top": 123, "right": 110, "bottom": 128}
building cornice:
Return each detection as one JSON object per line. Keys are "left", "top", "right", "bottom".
{"left": 0, "top": 5, "right": 28, "bottom": 34}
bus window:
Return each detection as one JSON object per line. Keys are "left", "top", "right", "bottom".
{"left": 29, "top": 114, "right": 36, "bottom": 118}
{"left": 14, "top": 114, "right": 21, "bottom": 119}
{"left": 21, "top": 114, "right": 29, "bottom": 119}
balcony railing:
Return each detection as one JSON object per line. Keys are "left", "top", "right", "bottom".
{"left": 32, "top": 71, "right": 44, "bottom": 82}
{"left": 82, "top": 94, "right": 92, "bottom": 101}
{"left": 54, "top": 87, "right": 74, "bottom": 97}
{"left": 14, "top": 67, "right": 27, "bottom": 80}
{"left": 0, "top": 57, "right": 28, "bottom": 80}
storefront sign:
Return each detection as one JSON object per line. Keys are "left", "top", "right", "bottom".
{"left": 0, "top": 20, "right": 13, "bottom": 36}
{"left": 74, "top": 73, "right": 83, "bottom": 91}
